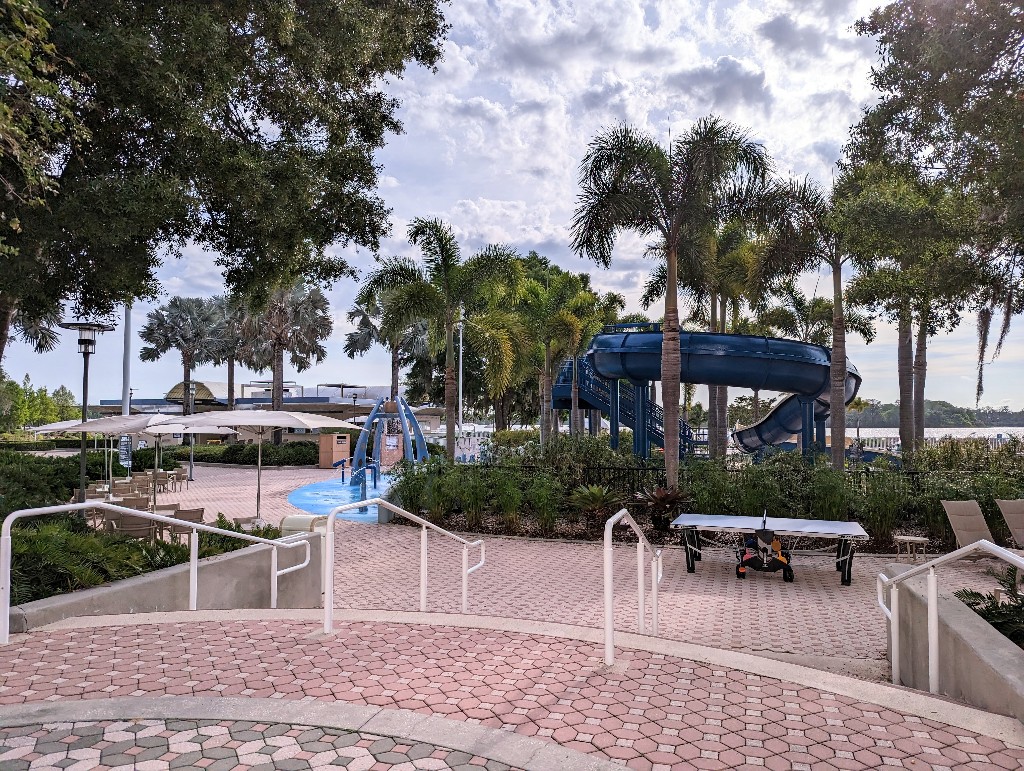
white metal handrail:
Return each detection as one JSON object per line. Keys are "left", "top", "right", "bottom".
{"left": 322, "top": 498, "right": 485, "bottom": 634}
{"left": 1, "top": 501, "right": 312, "bottom": 644}
{"left": 877, "top": 539, "right": 1024, "bottom": 694}
{"left": 604, "top": 508, "right": 663, "bottom": 666}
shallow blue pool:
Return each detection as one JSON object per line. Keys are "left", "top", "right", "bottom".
{"left": 287, "top": 473, "right": 393, "bottom": 523}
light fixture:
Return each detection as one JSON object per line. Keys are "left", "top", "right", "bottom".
{"left": 58, "top": 319, "right": 115, "bottom": 503}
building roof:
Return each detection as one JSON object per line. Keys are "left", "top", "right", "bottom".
{"left": 165, "top": 381, "right": 236, "bottom": 404}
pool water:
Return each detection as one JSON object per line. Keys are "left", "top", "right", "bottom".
{"left": 287, "top": 473, "right": 393, "bottom": 523}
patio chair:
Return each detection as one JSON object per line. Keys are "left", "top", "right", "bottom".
{"left": 155, "top": 470, "right": 171, "bottom": 493}
{"left": 995, "top": 500, "right": 1024, "bottom": 549}
{"left": 940, "top": 500, "right": 995, "bottom": 550}
{"left": 154, "top": 503, "right": 180, "bottom": 540}
{"left": 169, "top": 508, "right": 205, "bottom": 545}
{"left": 121, "top": 495, "right": 151, "bottom": 512}
{"left": 111, "top": 481, "right": 135, "bottom": 497}
{"left": 171, "top": 468, "right": 189, "bottom": 492}
{"left": 113, "top": 512, "right": 157, "bottom": 542}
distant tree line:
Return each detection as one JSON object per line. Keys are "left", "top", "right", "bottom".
{"left": 848, "top": 400, "right": 1024, "bottom": 429}
{"left": 0, "top": 374, "right": 77, "bottom": 432}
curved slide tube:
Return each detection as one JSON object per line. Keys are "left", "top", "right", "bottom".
{"left": 587, "top": 329, "right": 861, "bottom": 454}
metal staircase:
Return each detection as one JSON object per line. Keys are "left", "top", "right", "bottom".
{"left": 551, "top": 358, "right": 694, "bottom": 456}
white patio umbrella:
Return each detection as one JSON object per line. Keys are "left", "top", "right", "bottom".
{"left": 31, "top": 418, "right": 101, "bottom": 435}
{"left": 142, "top": 423, "right": 236, "bottom": 506}
{"left": 50, "top": 413, "right": 180, "bottom": 488}
{"left": 175, "top": 410, "right": 360, "bottom": 518}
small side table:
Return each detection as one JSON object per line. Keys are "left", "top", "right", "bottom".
{"left": 894, "top": 535, "right": 929, "bottom": 563}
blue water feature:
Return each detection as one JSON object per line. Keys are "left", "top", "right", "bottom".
{"left": 287, "top": 474, "right": 393, "bottom": 523}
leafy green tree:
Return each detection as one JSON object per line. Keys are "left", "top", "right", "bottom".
{"left": 139, "top": 297, "right": 220, "bottom": 415}
{"left": 241, "top": 284, "right": 332, "bottom": 422}
{"left": 729, "top": 395, "right": 778, "bottom": 429}
{"left": 1, "top": 1, "right": 447, "bottom": 369}
{"left": 572, "top": 117, "right": 770, "bottom": 483}
{"left": 852, "top": 0, "right": 1024, "bottom": 368}
{"left": 51, "top": 384, "right": 76, "bottom": 421}
{"left": 360, "top": 218, "right": 523, "bottom": 459}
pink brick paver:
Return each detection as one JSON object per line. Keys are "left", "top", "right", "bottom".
{"left": 158, "top": 466, "right": 1001, "bottom": 663}
{"left": 2, "top": 620, "right": 1021, "bottom": 770}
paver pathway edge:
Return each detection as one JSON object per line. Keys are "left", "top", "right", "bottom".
{"left": 0, "top": 696, "right": 617, "bottom": 771}
{"left": 28, "top": 607, "right": 1024, "bottom": 748}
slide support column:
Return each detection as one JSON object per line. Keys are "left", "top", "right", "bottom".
{"left": 609, "top": 379, "right": 620, "bottom": 451}
{"left": 815, "top": 415, "right": 827, "bottom": 453}
{"left": 633, "top": 383, "right": 648, "bottom": 458}
{"left": 799, "top": 397, "right": 814, "bottom": 459}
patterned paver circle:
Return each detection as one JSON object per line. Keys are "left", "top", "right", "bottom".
{"left": 3, "top": 620, "right": 1023, "bottom": 770}
{"left": 0, "top": 718, "right": 516, "bottom": 770}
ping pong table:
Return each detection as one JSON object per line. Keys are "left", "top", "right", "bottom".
{"left": 670, "top": 513, "right": 870, "bottom": 585}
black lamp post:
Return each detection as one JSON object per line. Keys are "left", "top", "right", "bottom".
{"left": 59, "top": 320, "right": 115, "bottom": 503}
{"left": 187, "top": 381, "right": 197, "bottom": 481}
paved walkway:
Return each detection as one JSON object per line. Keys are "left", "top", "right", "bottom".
{"left": 159, "top": 466, "right": 1001, "bottom": 669}
{"left": 1, "top": 618, "right": 1021, "bottom": 770}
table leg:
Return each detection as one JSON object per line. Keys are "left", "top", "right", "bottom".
{"left": 682, "top": 528, "right": 697, "bottom": 573}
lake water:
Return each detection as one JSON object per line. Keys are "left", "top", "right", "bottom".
{"left": 853, "top": 427, "right": 1021, "bottom": 439}
{"left": 287, "top": 473, "right": 393, "bottom": 523}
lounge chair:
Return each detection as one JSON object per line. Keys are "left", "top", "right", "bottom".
{"left": 940, "top": 500, "right": 996, "bottom": 549}
{"left": 995, "top": 500, "right": 1024, "bottom": 549}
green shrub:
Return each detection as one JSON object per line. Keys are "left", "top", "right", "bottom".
{"left": 389, "top": 461, "right": 428, "bottom": 513}
{"left": 682, "top": 460, "right": 733, "bottom": 514}
{"left": 860, "top": 467, "right": 911, "bottom": 544}
{"left": 461, "top": 469, "right": 488, "bottom": 531}
{"left": 807, "top": 467, "right": 854, "bottom": 521}
{"left": 492, "top": 473, "right": 522, "bottom": 533}
{"left": 423, "top": 464, "right": 460, "bottom": 524}
{"left": 0, "top": 451, "right": 126, "bottom": 517}
{"left": 197, "top": 513, "right": 281, "bottom": 556}
{"left": 570, "top": 484, "right": 621, "bottom": 528}
{"left": 955, "top": 567, "right": 1023, "bottom": 650}
{"left": 527, "top": 475, "right": 562, "bottom": 536}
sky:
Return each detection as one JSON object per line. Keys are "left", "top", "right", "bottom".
{"left": 6, "top": 0, "right": 1023, "bottom": 411}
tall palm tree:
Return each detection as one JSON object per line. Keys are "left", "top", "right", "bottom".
{"left": 241, "top": 283, "right": 332, "bottom": 430}
{"left": 569, "top": 289, "right": 625, "bottom": 435}
{"left": 360, "top": 218, "right": 523, "bottom": 459}
{"left": 519, "top": 272, "right": 587, "bottom": 444}
{"left": 344, "top": 291, "right": 424, "bottom": 402}
{"left": 210, "top": 295, "right": 249, "bottom": 409}
{"left": 139, "top": 297, "right": 219, "bottom": 415}
{"left": 572, "top": 118, "right": 771, "bottom": 484}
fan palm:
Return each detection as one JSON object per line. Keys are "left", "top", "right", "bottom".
{"left": 139, "top": 297, "right": 219, "bottom": 414}
{"left": 572, "top": 117, "right": 771, "bottom": 484}
{"left": 360, "top": 218, "right": 523, "bottom": 458}
{"left": 209, "top": 295, "right": 250, "bottom": 409}
{"left": 241, "top": 283, "right": 332, "bottom": 429}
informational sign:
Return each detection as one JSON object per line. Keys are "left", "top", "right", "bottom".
{"left": 385, "top": 435, "right": 399, "bottom": 449}
{"left": 118, "top": 434, "right": 133, "bottom": 470}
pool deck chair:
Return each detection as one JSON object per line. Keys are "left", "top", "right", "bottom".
{"left": 995, "top": 500, "right": 1024, "bottom": 549}
{"left": 940, "top": 500, "right": 997, "bottom": 554}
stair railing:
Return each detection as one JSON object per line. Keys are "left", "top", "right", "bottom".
{"left": 603, "top": 508, "right": 663, "bottom": 665}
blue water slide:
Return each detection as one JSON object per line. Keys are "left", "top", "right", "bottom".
{"left": 586, "top": 328, "right": 861, "bottom": 454}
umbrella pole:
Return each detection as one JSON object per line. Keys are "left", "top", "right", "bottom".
{"left": 152, "top": 437, "right": 160, "bottom": 509}
{"left": 256, "top": 431, "right": 263, "bottom": 519}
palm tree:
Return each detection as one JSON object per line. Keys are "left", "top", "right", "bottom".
{"left": 755, "top": 281, "right": 876, "bottom": 348}
{"left": 519, "top": 272, "right": 587, "bottom": 444}
{"left": 573, "top": 118, "right": 771, "bottom": 484}
{"left": 847, "top": 396, "right": 870, "bottom": 441}
{"left": 569, "top": 289, "right": 625, "bottom": 434}
{"left": 241, "top": 283, "right": 332, "bottom": 428}
{"left": 344, "top": 291, "right": 424, "bottom": 402}
{"left": 756, "top": 177, "right": 868, "bottom": 469}
{"left": 359, "top": 218, "right": 523, "bottom": 459}
{"left": 139, "top": 297, "right": 219, "bottom": 415}
{"left": 209, "top": 295, "right": 249, "bottom": 409}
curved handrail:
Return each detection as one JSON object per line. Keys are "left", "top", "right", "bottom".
{"left": 877, "top": 539, "right": 1024, "bottom": 694}
{"left": 322, "top": 498, "right": 486, "bottom": 633}
{"left": 604, "top": 508, "right": 663, "bottom": 665}
{"left": 1, "top": 501, "right": 313, "bottom": 644}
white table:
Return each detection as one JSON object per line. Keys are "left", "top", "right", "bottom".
{"left": 670, "top": 513, "right": 869, "bottom": 585}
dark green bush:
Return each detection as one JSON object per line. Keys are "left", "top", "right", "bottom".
{"left": 526, "top": 474, "right": 562, "bottom": 536}
{"left": 955, "top": 567, "right": 1023, "bottom": 650}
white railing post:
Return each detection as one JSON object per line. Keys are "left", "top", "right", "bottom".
{"left": 637, "top": 538, "right": 645, "bottom": 632}
{"left": 0, "top": 534, "right": 11, "bottom": 645}
{"left": 189, "top": 529, "right": 199, "bottom": 611}
{"left": 890, "top": 585, "right": 900, "bottom": 686}
{"left": 603, "top": 518, "right": 615, "bottom": 666}
{"left": 323, "top": 522, "right": 335, "bottom": 634}
{"left": 651, "top": 553, "right": 660, "bottom": 636}
{"left": 461, "top": 544, "right": 469, "bottom": 614}
{"left": 927, "top": 566, "right": 938, "bottom": 694}
{"left": 270, "top": 546, "right": 279, "bottom": 610}
{"left": 420, "top": 525, "right": 428, "bottom": 612}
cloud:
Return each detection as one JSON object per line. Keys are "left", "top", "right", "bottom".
{"left": 664, "top": 56, "right": 773, "bottom": 113}
{"left": 757, "top": 14, "right": 826, "bottom": 60}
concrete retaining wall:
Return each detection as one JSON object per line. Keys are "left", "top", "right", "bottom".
{"left": 9, "top": 533, "right": 322, "bottom": 634}
{"left": 884, "top": 564, "right": 1024, "bottom": 722}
